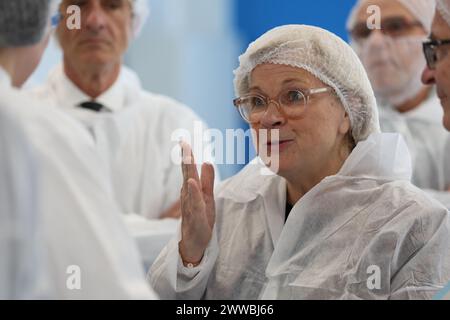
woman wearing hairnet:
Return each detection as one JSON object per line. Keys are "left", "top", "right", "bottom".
{"left": 0, "top": 0, "right": 156, "bottom": 299}
{"left": 348, "top": 0, "right": 450, "bottom": 207}
{"left": 149, "top": 25, "right": 450, "bottom": 300}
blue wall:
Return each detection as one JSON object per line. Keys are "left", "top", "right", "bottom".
{"left": 234, "top": 0, "right": 358, "bottom": 46}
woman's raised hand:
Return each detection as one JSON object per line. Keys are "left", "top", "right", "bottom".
{"left": 178, "top": 141, "right": 215, "bottom": 266}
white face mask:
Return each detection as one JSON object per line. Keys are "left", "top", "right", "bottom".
{"left": 354, "top": 33, "right": 427, "bottom": 107}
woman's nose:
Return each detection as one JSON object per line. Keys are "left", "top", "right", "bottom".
{"left": 260, "top": 102, "right": 286, "bottom": 128}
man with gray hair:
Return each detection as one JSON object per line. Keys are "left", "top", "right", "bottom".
{"left": 32, "top": 0, "right": 218, "bottom": 268}
{"left": 0, "top": 0, "right": 156, "bottom": 299}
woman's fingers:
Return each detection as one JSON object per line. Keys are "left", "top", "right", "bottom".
{"left": 180, "top": 141, "right": 200, "bottom": 184}
{"left": 201, "top": 163, "right": 215, "bottom": 197}
{"left": 187, "top": 178, "right": 205, "bottom": 213}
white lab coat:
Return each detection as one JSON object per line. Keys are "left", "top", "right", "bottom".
{"left": 378, "top": 90, "right": 450, "bottom": 207}
{"left": 1, "top": 67, "right": 157, "bottom": 299}
{"left": 0, "top": 69, "right": 50, "bottom": 298}
{"left": 149, "top": 133, "right": 450, "bottom": 300}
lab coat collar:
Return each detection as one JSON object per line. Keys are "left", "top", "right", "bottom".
{"left": 0, "top": 66, "right": 11, "bottom": 87}
{"left": 338, "top": 132, "right": 412, "bottom": 181}
{"left": 224, "top": 132, "right": 411, "bottom": 203}
{"left": 48, "top": 64, "right": 140, "bottom": 113}
{"left": 380, "top": 88, "right": 443, "bottom": 125}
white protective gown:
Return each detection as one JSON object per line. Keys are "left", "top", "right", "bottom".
{"left": 149, "top": 133, "right": 450, "bottom": 300}
{"left": 1, "top": 67, "right": 156, "bottom": 299}
{"left": 0, "top": 69, "right": 51, "bottom": 299}
{"left": 31, "top": 65, "right": 217, "bottom": 268}
{"left": 378, "top": 90, "right": 450, "bottom": 207}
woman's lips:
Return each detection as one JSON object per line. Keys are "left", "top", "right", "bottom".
{"left": 265, "top": 139, "right": 294, "bottom": 151}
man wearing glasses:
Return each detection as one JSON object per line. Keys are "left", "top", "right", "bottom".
{"left": 422, "top": 1, "right": 450, "bottom": 300}
{"left": 423, "top": 0, "right": 450, "bottom": 132}
{"left": 348, "top": 0, "right": 450, "bottom": 207}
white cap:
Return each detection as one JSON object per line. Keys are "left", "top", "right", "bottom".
{"left": 347, "top": 0, "right": 436, "bottom": 34}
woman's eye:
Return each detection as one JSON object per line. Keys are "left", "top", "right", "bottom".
{"left": 251, "top": 97, "right": 266, "bottom": 108}
{"left": 286, "top": 91, "right": 303, "bottom": 103}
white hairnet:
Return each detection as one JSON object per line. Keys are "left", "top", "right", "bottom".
{"left": 0, "top": 0, "right": 51, "bottom": 47}
{"left": 437, "top": 0, "right": 450, "bottom": 27}
{"left": 233, "top": 24, "right": 380, "bottom": 143}
{"left": 347, "top": 0, "right": 436, "bottom": 34}
{"left": 130, "top": 0, "right": 150, "bottom": 38}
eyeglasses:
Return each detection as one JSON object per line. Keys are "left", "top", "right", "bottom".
{"left": 350, "top": 17, "right": 423, "bottom": 42}
{"left": 233, "top": 87, "right": 334, "bottom": 124}
{"left": 423, "top": 39, "right": 450, "bottom": 70}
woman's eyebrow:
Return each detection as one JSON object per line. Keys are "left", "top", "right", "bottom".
{"left": 282, "top": 78, "right": 309, "bottom": 86}
{"left": 248, "top": 85, "right": 262, "bottom": 92}
{"left": 248, "top": 78, "right": 309, "bottom": 92}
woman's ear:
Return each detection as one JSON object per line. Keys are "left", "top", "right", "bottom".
{"left": 338, "top": 111, "right": 351, "bottom": 136}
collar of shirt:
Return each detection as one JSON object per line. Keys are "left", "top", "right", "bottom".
{"left": 49, "top": 64, "right": 131, "bottom": 113}
{"left": 0, "top": 66, "right": 11, "bottom": 87}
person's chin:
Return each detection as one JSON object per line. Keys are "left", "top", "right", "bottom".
{"left": 443, "top": 112, "right": 450, "bottom": 132}
{"left": 269, "top": 158, "right": 294, "bottom": 177}
{"left": 439, "top": 99, "right": 450, "bottom": 131}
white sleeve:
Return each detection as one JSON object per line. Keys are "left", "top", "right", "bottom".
{"left": 148, "top": 224, "right": 219, "bottom": 300}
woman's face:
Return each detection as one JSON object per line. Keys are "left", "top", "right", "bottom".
{"left": 249, "top": 64, "right": 352, "bottom": 180}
